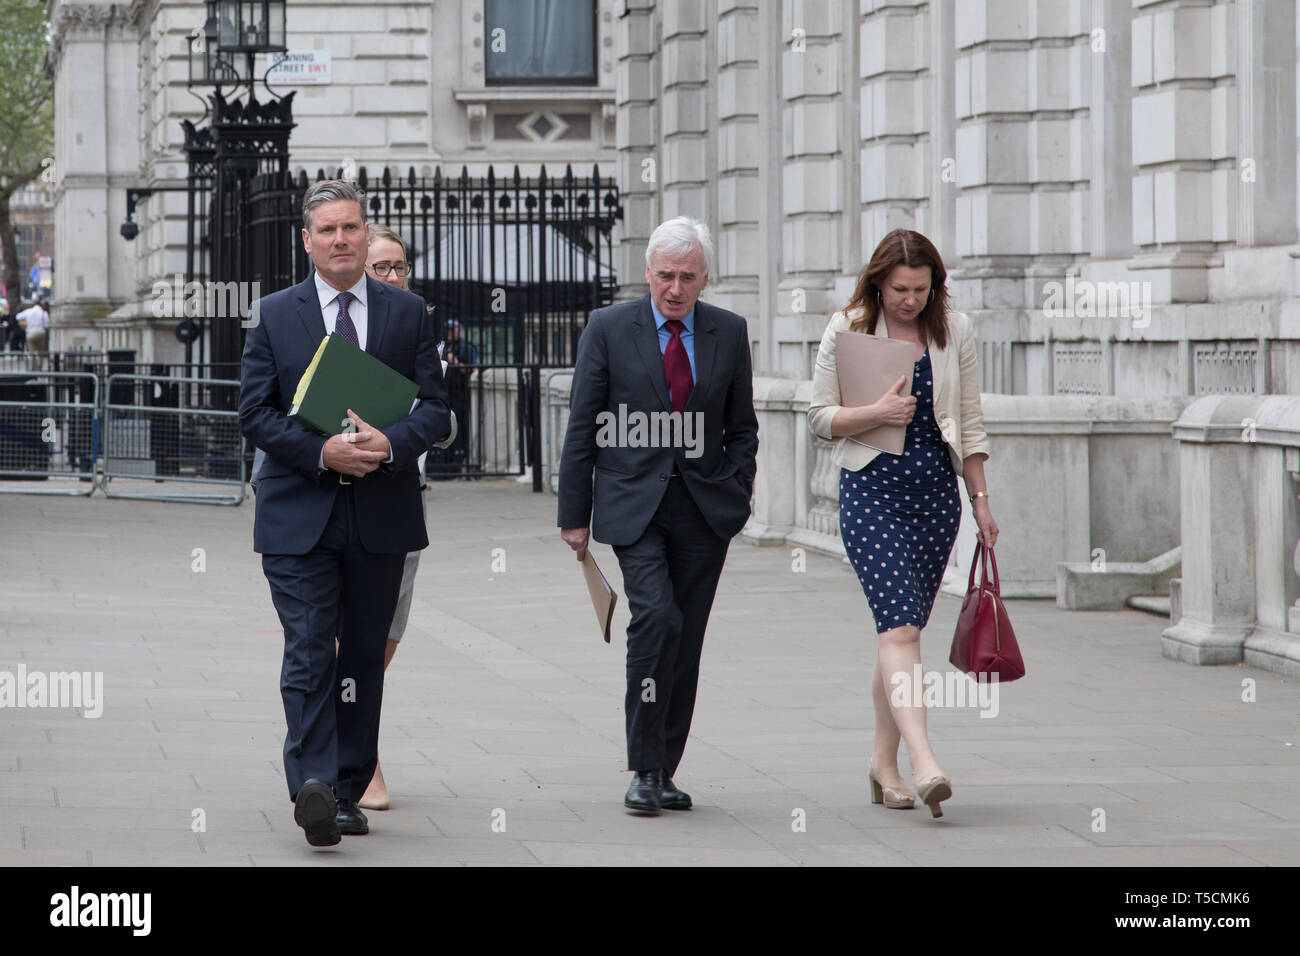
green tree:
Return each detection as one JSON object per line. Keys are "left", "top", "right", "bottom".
{"left": 0, "top": 0, "right": 53, "bottom": 305}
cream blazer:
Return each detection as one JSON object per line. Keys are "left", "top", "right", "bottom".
{"left": 807, "top": 308, "right": 990, "bottom": 476}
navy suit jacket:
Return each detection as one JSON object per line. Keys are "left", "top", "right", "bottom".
{"left": 238, "top": 274, "right": 451, "bottom": 556}
{"left": 557, "top": 294, "right": 759, "bottom": 545}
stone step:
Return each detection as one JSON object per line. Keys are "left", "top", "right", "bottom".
{"left": 1128, "top": 594, "right": 1171, "bottom": 617}
{"left": 1057, "top": 545, "right": 1181, "bottom": 610}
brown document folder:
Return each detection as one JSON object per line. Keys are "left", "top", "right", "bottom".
{"left": 835, "top": 330, "right": 918, "bottom": 455}
{"left": 582, "top": 551, "right": 618, "bottom": 643}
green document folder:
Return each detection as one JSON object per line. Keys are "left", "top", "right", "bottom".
{"left": 287, "top": 333, "right": 420, "bottom": 435}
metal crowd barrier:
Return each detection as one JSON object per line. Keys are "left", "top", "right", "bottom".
{"left": 543, "top": 368, "right": 575, "bottom": 495}
{"left": 100, "top": 375, "right": 246, "bottom": 505}
{"left": 0, "top": 371, "right": 98, "bottom": 495}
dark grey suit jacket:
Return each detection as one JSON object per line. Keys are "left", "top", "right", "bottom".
{"left": 557, "top": 294, "right": 759, "bottom": 545}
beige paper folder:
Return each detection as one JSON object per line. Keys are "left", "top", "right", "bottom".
{"left": 835, "top": 329, "right": 918, "bottom": 455}
{"left": 582, "top": 551, "right": 618, "bottom": 643}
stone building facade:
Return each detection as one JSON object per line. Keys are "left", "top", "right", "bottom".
{"left": 614, "top": 0, "right": 1300, "bottom": 398}
{"left": 46, "top": 0, "right": 620, "bottom": 358}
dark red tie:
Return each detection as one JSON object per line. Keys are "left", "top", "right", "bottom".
{"left": 663, "top": 319, "right": 693, "bottom": 413}
{"left": 334, "top": 290, "right": 359, "bottom": 347}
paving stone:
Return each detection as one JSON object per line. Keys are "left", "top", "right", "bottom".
{"left": 3, "top": 482, "right": 1299, "bottom": 865}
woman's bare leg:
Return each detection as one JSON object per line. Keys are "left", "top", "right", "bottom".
{"left": 359, "top": 639, "right": 399, "bottom": 809}
{"left": 876, "top": 624, "right": 944, "bottom": 784}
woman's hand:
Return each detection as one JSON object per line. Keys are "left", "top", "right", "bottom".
{"left": 873, "top": 375, "right": 916, "bottom": 426}
{"left": 973, "top": 497, "right": 998, "bottom": 548}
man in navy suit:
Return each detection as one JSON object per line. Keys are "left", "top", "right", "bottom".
{"left": 558, "top": 217, "right": 759, "bottom": 814}
{"left": 239, "top": 179, "right": 451, "bottom": 847}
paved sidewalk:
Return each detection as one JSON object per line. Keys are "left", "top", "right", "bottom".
{"left": 1, "top": 480, "right": 1298, "bottom": 866}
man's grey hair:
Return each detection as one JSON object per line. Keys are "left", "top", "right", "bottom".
{"left": 302, "top": 179, "right": 367, "bottom": 231}
{"left": 645, "top": 216, "right": 714, "bottom": 276}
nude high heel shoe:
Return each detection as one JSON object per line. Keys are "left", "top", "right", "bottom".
{"left": 914, "top": 774, "right": 952, "bottom": 818}
{"left": 868, "top": 760, "right": 915, "bottom": 809}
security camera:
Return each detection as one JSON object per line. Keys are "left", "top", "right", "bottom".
{"left": 120, "top": 220, "right": 139, "bottom": 240}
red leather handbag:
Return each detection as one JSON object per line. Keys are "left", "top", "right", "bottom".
{"left": 949, "top": 542, "right": 1025, "bottom": 682}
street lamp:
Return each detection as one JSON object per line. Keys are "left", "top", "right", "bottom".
{"left": 188, "top": 10, "right": 245, "bottom": 89}
{"left": 216, "top": 1, "right": 287, "bottom": 54}
{"left": 138, "top": 0, "right": 293, "bottom": 376}
{"left": 189, "top": 1, "right": 286, "bottom": 90}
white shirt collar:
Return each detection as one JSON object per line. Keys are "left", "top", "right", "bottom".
{"left": 313, "top": 271, "right": 368, "bottom": 310}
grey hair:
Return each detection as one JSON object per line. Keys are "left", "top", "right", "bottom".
{"left": 302, "top": 179, "right": 367, "bottom": 231}
{"left": 645, "top": 216, "right": 714, "bottom": 276}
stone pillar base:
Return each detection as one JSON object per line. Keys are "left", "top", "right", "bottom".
{"left": 1243, "top": 627, "right": 1300, "bottom": 679}
{"left": 740, "top": 521, "right": 794, "bottom": 547}
{"left": 1161, "top": 619, "right": 1249, "bottom": 665}
{"left": 785, "top": 527, "right": 845, "bottom": 560}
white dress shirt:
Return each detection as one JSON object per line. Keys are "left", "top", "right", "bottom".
{"left": 18, "top": 304, "right": 48, "bottom": 333}
{"left": 315, "top": 272, "right": 369, "bottom": 351}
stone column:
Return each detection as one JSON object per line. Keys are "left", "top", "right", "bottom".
{"left": 1235, "top": 0, "right": 1297, "bottom": 248}
{"left": 713, "top": 1, "right": 763, "bottom": 328}
{"left": 859, "top": 1, "right": 927, "bottom": 248}
{"left": 659, "top": 3, "right": 709, "bottom": 219}
{"left": 949, "top": 0, "right": 1034, "bottom": 313}
{"left": 615, "top": 0, "right": 661, "bottom": 300}
{"left": 1127, "top": 0, "right": 1220, "bottom": 303}
{"left": 774, "top": 0, "right": 847, "bottom": 376}
{"left": 48, "top": 1, "right": 143, "bottom": 351}
{"left": 927, "top": 0, "right": 957, "bottom": 262}
{"left": 1089, "top": 0, "right": 1133, "bottom": 261}
{"left": 1164, "top": 396, "right": 1258, "bottom": 665}
{"left": 754, "top": 0, "right": 784, "bottom": 372}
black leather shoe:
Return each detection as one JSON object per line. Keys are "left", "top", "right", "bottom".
{"left": 294, "top": 779, "right": 341, "bottom": 847}
{"left": 624, "top": 770, "right": 663, "bottom": 814}
{"left": 336, "top": 798, "right": 369, "bottom": 835}
{"left": 660, "top": 774, "right": 692, "bottom": 810}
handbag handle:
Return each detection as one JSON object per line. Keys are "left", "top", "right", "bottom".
{"left": 969, "top": 541, "right": 1001, "bottom": 595}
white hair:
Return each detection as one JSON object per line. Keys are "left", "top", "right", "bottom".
{"left": 645, "top": 216, "right": 714, "bottom": 277}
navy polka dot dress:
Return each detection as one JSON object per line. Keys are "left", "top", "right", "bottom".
{"left": 840, "top": 348, "right": 961, "bottom": 632}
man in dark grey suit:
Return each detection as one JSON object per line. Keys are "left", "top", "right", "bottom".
{"left": 558, "top": 216, "right": 759, "bottom": 814}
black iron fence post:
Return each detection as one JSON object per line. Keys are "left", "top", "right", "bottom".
{"left": 528, "top": 364, "right": 542, "bottom": 492}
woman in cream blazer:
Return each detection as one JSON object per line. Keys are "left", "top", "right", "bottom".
{"left": 808, "top": 228, "right": 998, "bottom": 819}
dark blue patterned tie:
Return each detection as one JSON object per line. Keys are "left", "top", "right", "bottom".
{"left": 334, "top": 290, "right": 359, "bottom": 347}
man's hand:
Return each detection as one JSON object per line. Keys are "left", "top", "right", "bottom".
{"left": 560, "top": 527, "right": 589, "bottom": 562}
{"left": 321, "top": 408, "right": 391, "bottom": 477}
{"left": 344, "top": 407, "right": 392, "bottom": 458}
{"left": 322, "top": 431, "right": 386, "bottom": 476}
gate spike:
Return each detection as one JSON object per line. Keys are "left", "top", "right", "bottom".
{"left": 382, "top": 166, "right": 392, "bottom": 186}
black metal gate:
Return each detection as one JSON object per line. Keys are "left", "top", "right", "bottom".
{"left": 191, "top": 162, "right": 620, "bottom": 487}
